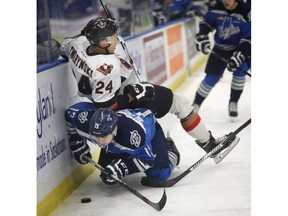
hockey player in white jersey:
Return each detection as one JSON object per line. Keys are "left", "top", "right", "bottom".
{"left": 60, "top": 17, "right": 239, "bottom": 160}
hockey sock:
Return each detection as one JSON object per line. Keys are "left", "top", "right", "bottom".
{"left": 168, "top": 151, "right": 178, "bottom": 170}
{"left": 180, "top": 112, "right": 210, "bottom": 143}
{"left": 230, "top": 76, "right": 245, "bottom": 101}
{"left": 193, "top": 81, "right": 213, "bottom": 105}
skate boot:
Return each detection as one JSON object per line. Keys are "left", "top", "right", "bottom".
{"left": 195, "top": 131, "right": 240, "bottom": 161}
{"left": 166, "top": 132, "right": 180, "bottom": 167}
{"left": 229, "top": 101, "right": 238, "bottom": 117}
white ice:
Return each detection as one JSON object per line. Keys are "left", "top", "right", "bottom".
{"left": 51, "top": 69, "right": 251, "bottom": 216}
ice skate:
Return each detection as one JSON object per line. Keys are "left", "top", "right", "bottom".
{"left": 229, "top": 101, "right": 238, "bottom": 117}
{"left": 166, "top": 132, "right": 180, "bottom": 166}
{"left": 195, "top": 131, "right": 240, "bottom": 163}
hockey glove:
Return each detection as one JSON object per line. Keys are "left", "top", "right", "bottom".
{"left": 195, "top": 33, "right": 210, "bottom": 55}
{"left": 70, "top": 140, "right": 91, "bottom": 164}
{"left": 124, "top": 82, "right": 155, "bottom": 103}
{"left": 227, "top": 51, "right": 245, "bottom": 72}
{"left": 100, "top": 159, "right": 129, "bottom": 185}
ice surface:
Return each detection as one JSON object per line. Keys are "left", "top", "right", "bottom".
{"left": 51, "top": 71, "right": 251, "bottom": 216}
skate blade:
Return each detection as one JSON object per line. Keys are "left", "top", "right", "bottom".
{"left": 213, "top": 137, "right": 240, "bottom": 164}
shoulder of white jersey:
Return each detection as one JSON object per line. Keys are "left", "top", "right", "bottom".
{"left": 60, "top": 37, "right": 75, "bottom": 57}
{"left": 61, "top": 36, "right": 89, "bottom": 59}
{"left": 71, "top": 37, "right": 90, "bottom": 52}
{"left": 115, "top": 54, "right": 133, "bottom": 70}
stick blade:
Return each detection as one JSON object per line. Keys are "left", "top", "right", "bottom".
{"left": 153, "top": 189, "right": 167, "bottom": 211}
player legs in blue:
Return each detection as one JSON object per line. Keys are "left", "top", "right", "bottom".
{"left": 193, "top": 49, "right": 248, "bottom": 117}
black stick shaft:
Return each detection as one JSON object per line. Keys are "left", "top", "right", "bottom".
{"left": 99, "top": 0, "right": 112, "bottom": 18}
{"left": 84, "top": 156, "right": 167, "bottom": 211}
{"left": 141, "top": 118, "right": 251, "bottom": 187}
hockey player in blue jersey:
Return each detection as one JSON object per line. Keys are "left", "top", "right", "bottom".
{"left": 192, "top": 0, "right": 251, "bottom": 117}
{"left": 65, "top": 102, "right": 181, "bottom": 184}
{"left": 152, "top": 0, "right": 195, "bottom": 26}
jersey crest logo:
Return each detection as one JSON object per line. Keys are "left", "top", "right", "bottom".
{"left": 97, "top": 63, "right": 114, "bottom": 76}
{"left": 218, "top": 24, "right": 240, "bottom": 40}
{"left": 130, "top": 130, "right": 141, "bottom": 147}
{"left": 78, "top": 111, "right": 88, "bottom": 124}
{"left": 78, "top": 111, "right": 89, "bottom": 123}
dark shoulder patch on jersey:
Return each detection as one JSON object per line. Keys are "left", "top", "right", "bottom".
{"left": 119, "top": 58, "right": 132, "bottom": 70}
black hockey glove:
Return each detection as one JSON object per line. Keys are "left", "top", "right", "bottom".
{"left": 70, "top": 140, "right": 91, "bottom": 164}
{"left": 227, "top": 51, "right": 245, "bottom": 72}
{"left": 195, "top": 33, "right": 210, "bottom": 55}
{"left": 100, "top": 159, "right": 129, "bottom": 185}
{"left": 124, "top": 82, "right": 155, "bottom": 103}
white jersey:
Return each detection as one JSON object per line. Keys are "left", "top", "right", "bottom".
{"left": 60, "top": 36, "right": 139, "bottom": 106}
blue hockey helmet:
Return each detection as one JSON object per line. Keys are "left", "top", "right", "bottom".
{"left": 89, "top": 108, "right": 118, "bottom": 138}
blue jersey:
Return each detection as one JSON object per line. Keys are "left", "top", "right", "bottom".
{"left": 200, "top": 1, "right": 251, "bottom": 56}
{"left": 107, "top": 108, "right": 157, "bottom": 166}
{"left": 65, "top": 102, "right": 170, "bottom": 178}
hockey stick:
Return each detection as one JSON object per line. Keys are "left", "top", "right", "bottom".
{"left": 99, "top": 0, "right": 142, "bottom": 82}
{"left": 141, "top": 118, "right": 251, "bottom": 187}
{"left": 210, "top": 50, "right": 251, "bottom": 77}
{"left": 83, "top": 155, "right": 167, "bottom": 211}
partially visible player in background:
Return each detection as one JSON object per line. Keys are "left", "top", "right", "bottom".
{"left": 65, "top": 102, "right": 180, "bottom": 184}
{"left": 151, "top": 0, "right": 195, "bottom": 26}
{"left": 192, "top": 0, "right": 251, "bottom": 118}
{"left": 60, "top": 17, "right": 238, "bottom": 160}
